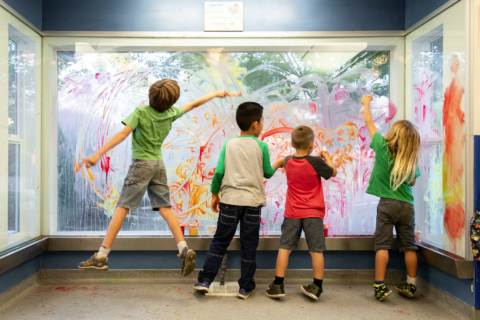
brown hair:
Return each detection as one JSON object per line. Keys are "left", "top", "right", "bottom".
{"left": 149, "top": 79, "right": 181, "bottom": 112}
{"left": 291, "top": 125, "right": 315, "bottom": 150}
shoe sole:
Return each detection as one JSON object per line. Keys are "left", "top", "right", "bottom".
{"left": 377, "top": 290, "right": 393, "bottom": 301}
{"left": 183, "top": 250, "right": 196, "bottom": 277}
{"left": 193, "top": 286, "right": 209, "bottom": 293}
{"left": 395, "top": 287, "right": 414, "bottom": 298}
{"left": 300, "top": 285, "right": 320, "bottom": 301}
{"left": 78, "top": 265, "right": 108, "bottom": 270}
{"left": 238, "top": 290, "right": 254, "bottom": 300}
{"left": 265, "top": 292, "right": 285, "bottom": 299}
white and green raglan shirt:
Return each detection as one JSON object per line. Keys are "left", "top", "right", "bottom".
{"left": 210, "top": 135, "right": 276, "bottom": 207}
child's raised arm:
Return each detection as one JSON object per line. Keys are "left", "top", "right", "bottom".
{"left": 80, "top": 125, "right": 133, "bottom": 168}
{"left": 361, "top": 95, "right": 378, "bottom": 139}
{"left": 182, "top": 89, "right": 232, "bottom": 114}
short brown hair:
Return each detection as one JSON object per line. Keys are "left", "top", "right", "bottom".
{"left": 291, "top": 125, "right": 315, "bottom": 150}
{"left": 149, "top": 79, "right": 181, "bottom": 112}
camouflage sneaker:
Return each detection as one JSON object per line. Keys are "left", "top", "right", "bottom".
{"left": 373, "top": 283, "right": 392, "bottom": 301}
{"left": 395, "top": 283, "right": 417, "bottom": 298}
{"left": 178, "top": 247, "right": 196, "bottom": 277}
{"left": 78, "top": 253, "right": 108, "bottom": 270}
{"left": 265, "top": 283, "right": 285, "bottom": 299}
{"left": 301, "top": 283, "right": 322, "bottom": 301}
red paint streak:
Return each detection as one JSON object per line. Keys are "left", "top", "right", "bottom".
{"left": 442, "top": 55, "right": 465, "bottom": 249}
{"left": 308, "top": 102, "right": 316, "bottom": 115}
{"left": 385, "top": 101, "right": 397, "bottom": 124}
{"left": 260, "top": 127, "right": 294, "bottom": 141}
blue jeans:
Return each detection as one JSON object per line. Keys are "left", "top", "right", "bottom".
{"left": 198, "top": 203, "right": 262, "bottom": 291}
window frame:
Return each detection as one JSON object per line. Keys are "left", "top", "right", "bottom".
{"left": 44, "top": 36, "right": 405, "bottom": 236}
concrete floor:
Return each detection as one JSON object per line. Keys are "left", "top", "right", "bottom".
{"left": 1, "top": 280, "right": 471, "bottom": 320}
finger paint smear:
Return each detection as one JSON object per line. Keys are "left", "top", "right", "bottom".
{"left": 413, "top": 54, "right": 465, "bottom": 257}
{"left": 57, "top": 51, "right": 394, "bottom": 234}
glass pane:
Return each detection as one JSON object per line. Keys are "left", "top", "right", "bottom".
{"left": 57, "top": 46, "right": 397, "bottom": 235}
{"left": 8, "top": 144, "right": 20, "bottom": 233}
{"left": 0, "top": 21, "right": 39, "bottom": 254}
{"left": 8, "top": 39, "right": 18, "bottom": 135}
{"left": 408, "top": 1, "right": 466, "bottom": 257}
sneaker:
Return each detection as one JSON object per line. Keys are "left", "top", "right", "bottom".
{"left": 178, "top": 247, "right": 196, "bottom": 277}
{"left": 193, "top": 280, "right": 210, "bottom": 293}
{"left": 300, "top": 283, "right": 322, "bottom": 301}
{"left": 238, "top": 288, "right": 254, "bottom": 300}
{"left": 395, "top": 283, "right": 417, "bottom": 298}
{"left": 78, "top": 253, "right": 108, "bottom": 270}
{"left": 373, "top": 283, "right": 392, "bottom": 301}
{"left": 265, "top": 283, "right": 285, "bottom": 299}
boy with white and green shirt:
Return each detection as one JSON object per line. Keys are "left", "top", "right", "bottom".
{"left": 194, "top": 102, "right": 285, "bottom": 299}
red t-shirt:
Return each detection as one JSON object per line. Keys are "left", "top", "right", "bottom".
{"left": 284, "top": 155, "right": 334, "bottom": 219}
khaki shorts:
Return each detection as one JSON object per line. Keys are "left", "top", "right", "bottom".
{"left": 374, "top": 198, "right": 418, "bottom": 252}
{"left": 117, "top": 159, "right": 171, "bottom": 211}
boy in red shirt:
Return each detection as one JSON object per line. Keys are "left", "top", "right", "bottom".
{"left": 265, "top": 125, "right": 337, "bottom": 300}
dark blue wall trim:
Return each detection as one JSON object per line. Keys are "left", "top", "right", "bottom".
{"left": 418, "top": 260, "right": 474, "bottom": 307}
{"left": 405, "top": 0, "right": 450, "bottom": 30}
{"left": 3, "top": 0, "right": 42, "bottom": 30}
{"left": 0, "top": 255, "right": 42, "bottom": 295}
{"left": 42, "top": 0, "right": 405, "bottom": 32}
{"left": 42, "top": 250, "right": 406, "bottom": 270}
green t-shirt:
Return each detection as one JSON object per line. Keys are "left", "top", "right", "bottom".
{"left": 366, "top": 132, "right": 420, "bottom": 204}
{"left": 122, "top": 105, "right": 184, "bottom": 161}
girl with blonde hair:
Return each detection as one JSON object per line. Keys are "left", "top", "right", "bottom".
{"left": 361, "top": 95, "right": 421, "bottom": 301}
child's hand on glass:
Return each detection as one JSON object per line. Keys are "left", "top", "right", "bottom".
{"left": 360, "top": 95, "right": 373, "bottom": 105}
{"left": 214, "top": 89, "right": 230, "bottom": 98}
{"left": 319, "top": 151, "right": 331, "bottom": 161}
{"left": 359, "top": 95, "right": 373, "bottom": 118}
{"left": 274, "top": 158, "right": 285, "bottom": 169}
{"left": 80, "top": 153, "right": 101, "bottom": 168}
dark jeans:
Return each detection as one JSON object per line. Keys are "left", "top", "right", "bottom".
{"left": 198, "top": 203, "right": 262, "bottom": 291}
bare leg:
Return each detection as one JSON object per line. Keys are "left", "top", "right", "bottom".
{"left": 275, "top": 249, "right": 292, "bottom": 278}
{"left": 159, "top": 207, "right": 185, "bottom": 244}
{"left": 404, "top": 250, "right": 418, "bottom": 278}
{"left": 310, "top": 252, "right": 324, "bottom": 280}
{"left": 375, "top": 249, "right": 389, "bottom": 282}
{"left": 102, "top": 207, "right": 130, "bottom": 248}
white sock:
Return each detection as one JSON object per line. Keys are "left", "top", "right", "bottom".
{"left": 177, "top": 241, "right": 187, "bottom": 254}
{"left": 97, "top": 246, "right": 110, "bottom": 259}
{"left": 407, "top": 275, "right": 417, "bottom": 286}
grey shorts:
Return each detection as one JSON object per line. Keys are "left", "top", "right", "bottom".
{"left": 279, "top": 217, "right": 326, "bottom": 253}
{"left": 117, "top": 159, "right": 171, "bottom": 211}
{"left": 374, "top": 198, "right": 418, "bottom": 252}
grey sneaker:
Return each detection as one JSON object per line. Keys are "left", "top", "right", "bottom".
{"left": 78, "top": 253, "right": 108, "bottom": 270}
{"left": 301, "top": 283, "right": 322, "bottom": 301}
{"left": 265, "top": 283, "right": 285, "bottom": 299}
{"left": 178, "top": 247, "right": 196, "bottom": 277}
{"left": 395, "top": 283, "right": 417, "bottom": 298}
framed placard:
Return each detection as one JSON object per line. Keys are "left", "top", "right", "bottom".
{"left": 204, "top": 2, "right": 243, "bottom": 32}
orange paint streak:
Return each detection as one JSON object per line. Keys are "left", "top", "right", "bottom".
{"left": 442, "top": 55, "right": 465, "bottom": 253}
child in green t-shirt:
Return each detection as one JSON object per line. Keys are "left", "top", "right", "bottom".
{"left": 361, "top": 95, "right": 421, "bottom": 301}
{"left": 78, "top": 79, "right": 230, "bottom": 276}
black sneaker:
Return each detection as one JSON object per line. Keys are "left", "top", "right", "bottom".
{"left": 265, "top": 283, "right": 285, "bottom": 299}
{"left": 395, "top": 283, "right": 417, "bottom": 298}
{"left": 300, "top": 283, "right": 322, "bottom": 301}
{"left": 78, "top": 253, "right": 108, "bottom": 270}
{"left": 373, "top": 283, "right": 392, "bottom": 301}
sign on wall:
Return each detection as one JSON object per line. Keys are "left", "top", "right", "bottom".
{"left": 204, "top": 2, "right": 243, "bottom": 32}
